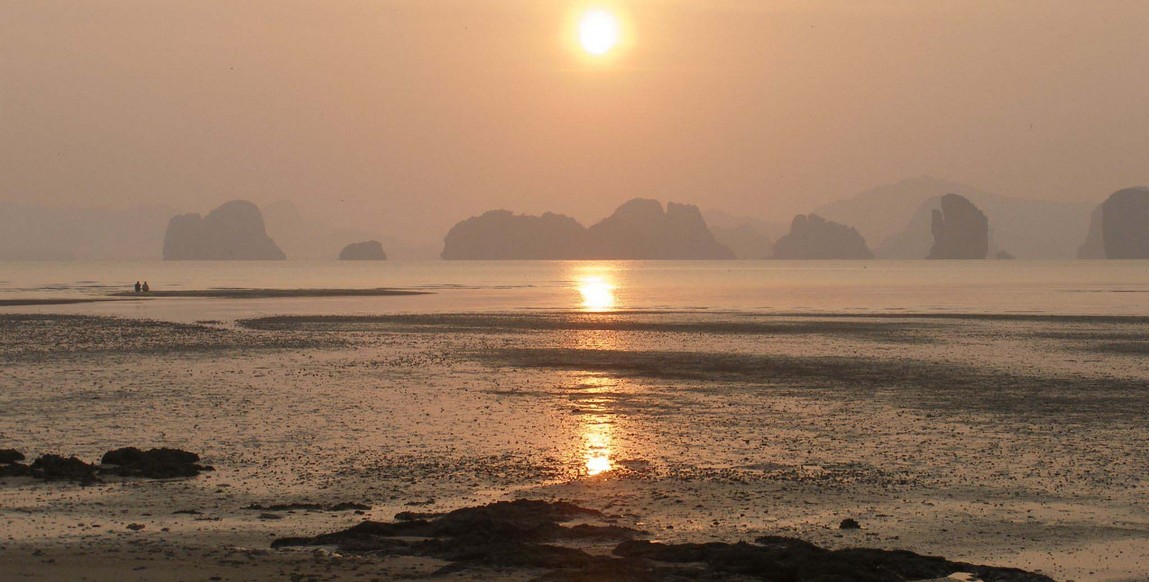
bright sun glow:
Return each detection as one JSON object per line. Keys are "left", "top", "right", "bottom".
{"left": 578, "top": 277, "right": 616, "bottom": 311}
{"left": 579, "top": 10, "right": 620, "bottom": 56}
{"left": 586, "top": 455, "right": 612, "bottom": 476}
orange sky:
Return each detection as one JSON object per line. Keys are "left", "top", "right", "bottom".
{"left": 2, "top": 1, "right": 1148, "bottom": 243}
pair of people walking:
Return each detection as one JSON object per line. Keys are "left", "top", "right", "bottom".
{"left": 134, "top": 281, "right": 150, "bottom": 293}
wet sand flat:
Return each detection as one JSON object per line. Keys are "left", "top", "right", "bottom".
{"left": 0, "top": 298, "right": 129, "bottom": 307}
{"left": 106, "top": 287, "right": 432, "bottom": 299}
{"left": 1, "top": 312, "right": 1148, "bottom": 580}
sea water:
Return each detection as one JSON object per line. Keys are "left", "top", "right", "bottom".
{"left": 0, "top": 260, "right": 1146, "bottom": 322}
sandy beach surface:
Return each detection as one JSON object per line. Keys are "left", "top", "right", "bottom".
{"left": 2, "top": 309, "right": 1148, "bottom": 580}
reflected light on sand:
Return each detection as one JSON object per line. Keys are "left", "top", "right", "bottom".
{"left": 586, "top": 454, "right": 612, "bottom": 476}
{"left": 576, "top": 373, "right": 616, "bottom": 476}
{"left": 584, "top": 418, "right": 613, "bottom": 476}
{"left": 577, "top": 276, "right": 616, "bottom": 312}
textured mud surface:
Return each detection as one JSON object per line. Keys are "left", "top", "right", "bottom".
{"left": 2, "top": 312, "right": 1148, "bottom": 580}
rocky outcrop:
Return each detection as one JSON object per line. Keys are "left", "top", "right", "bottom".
{"left": 0, "top": 449, "right": 25, "bottom": 464}
{"left": 338, "top": 241, "right": 387, "bottom": 261}
{"left": 441, "top": 210, "right": 587, "bottom": 260}
{"left": 273, "top": 499, "right": 1054, "bottom": 582}
{"left": 584, "top": 199, "right": 735, "bottom": 260}
{"left": 880, "top": 195, "right": 1013, "bottom": 259}
{"left": 1100, "top": 187, "right": 1149, "bottom": 259}
{"left": 441, "top": 200, "right": 734, "bottom": 260}
{"left": 0, "top": 447, "right": 210, "bottom": 483}
{"left": 163, "top": 201, "right": 286, "bottom": 260}
{"left": 100, "top": 447, "right": 212, "bottom": 479}
{"left": 927, "top": 194, "right": 988, "bottom": 259}
{"left": 770, "top": 214, "right": 872, "bottom": 260}
{"left": 1077, "top": 188, "right": 1149, "bottom": 259}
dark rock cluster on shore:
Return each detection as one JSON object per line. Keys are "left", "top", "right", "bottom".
{"left": 100, "top": 447, "right": 213, "bottom": 478}
{"left": 0, "top": 449, "right": 25, "bottom": 464}
{"left": 273, "top": 499, "right": 1054, "bottom": 581}
{"left": 0, "top": 447, "right": 211, "bottom": 485}
{"left": 245, "top": 501, "right": 371, "bottom": 512}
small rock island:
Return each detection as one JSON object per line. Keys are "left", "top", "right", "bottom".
{"left": 338, "top": 240, "right": 388, "bottom": 261}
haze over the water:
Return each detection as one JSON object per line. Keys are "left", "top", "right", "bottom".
{"left": 3, "top": 1, "right": 1149, "bottom": 246}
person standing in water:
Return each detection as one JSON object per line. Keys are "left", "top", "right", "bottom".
{"left": 134, "top": 281, "right": 141, "bottom": 293}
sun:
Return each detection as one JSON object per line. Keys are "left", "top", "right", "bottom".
{"left": 577, "top": 276, "right": 616, "bottom": 311}
{"left": 579, "top": 9, "right": 620, "bottom": 56}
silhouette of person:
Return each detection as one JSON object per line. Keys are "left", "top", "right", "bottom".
{"left": 142, "top": 281, "right": 150, "bottom": 293}
{"left": 134, "top": 281, "right": 141, "bottom": 293}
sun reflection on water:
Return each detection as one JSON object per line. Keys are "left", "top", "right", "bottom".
{"left": 583, "top": 417, "right": 613, "bottom": 476}
{"left": 577, "top": 276, "right": 616, "bottom": 312}
{"left": 576, "top": 375, "right": 617, "bottom": 476}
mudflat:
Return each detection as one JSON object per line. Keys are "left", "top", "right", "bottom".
{"left": 1, "top": 311, "right": 1147, "bottom": 580}
{"left": 106, "top": 287, "right": 431, "bottom": 299}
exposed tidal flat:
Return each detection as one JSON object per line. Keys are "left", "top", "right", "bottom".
{"left": 1, "top": 306, "right": 1148, "bottom": 580}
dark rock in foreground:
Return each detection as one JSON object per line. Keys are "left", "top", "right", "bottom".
{"left": 0, "top": 455, "right": 100, "bottom": 485}
{"left": 0, "top": 448, "right": 210, "bottom": 484}
{"left": 245, "top": 501, "right": 371, "bottom": 512}
{"left": 616, "top": 537, "right": 1052, "bottom": 582}
{"left": 273, "top": 499, "right": 1053, "bottom": 581}
{"left": 100, "top": 447, "right": 213, "bottom": 478}
{"left": 33, "top": 455, "right": 99, "bottom": 483}
{"left": 927, "top": 194, "right": 989, "bottom": 260}
{"left": 338, "top": 240, "right": 387, "bottom": 261}
{"left": 273, "top": 499, "right": 635, "bottom": 549}
{"left": 0, "top": 449, "right": 25, "bottom": 464}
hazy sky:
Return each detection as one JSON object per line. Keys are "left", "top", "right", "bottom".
{"left": 3, "top": 1, "right": 1148, "bottom": 243}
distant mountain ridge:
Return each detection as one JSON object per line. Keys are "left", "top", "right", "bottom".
{"left": 0, "top": 201, "right": 175, "bottom": 261}
{"left": 702, "top": 209, "right": 786, "bottom": 260}
{"left": 813, "top": 176, "right": 1092, "bottom": 259}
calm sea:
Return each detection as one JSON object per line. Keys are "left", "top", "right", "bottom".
{"left": 0, "top": 260, "right": 1146, "bottom": 321}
